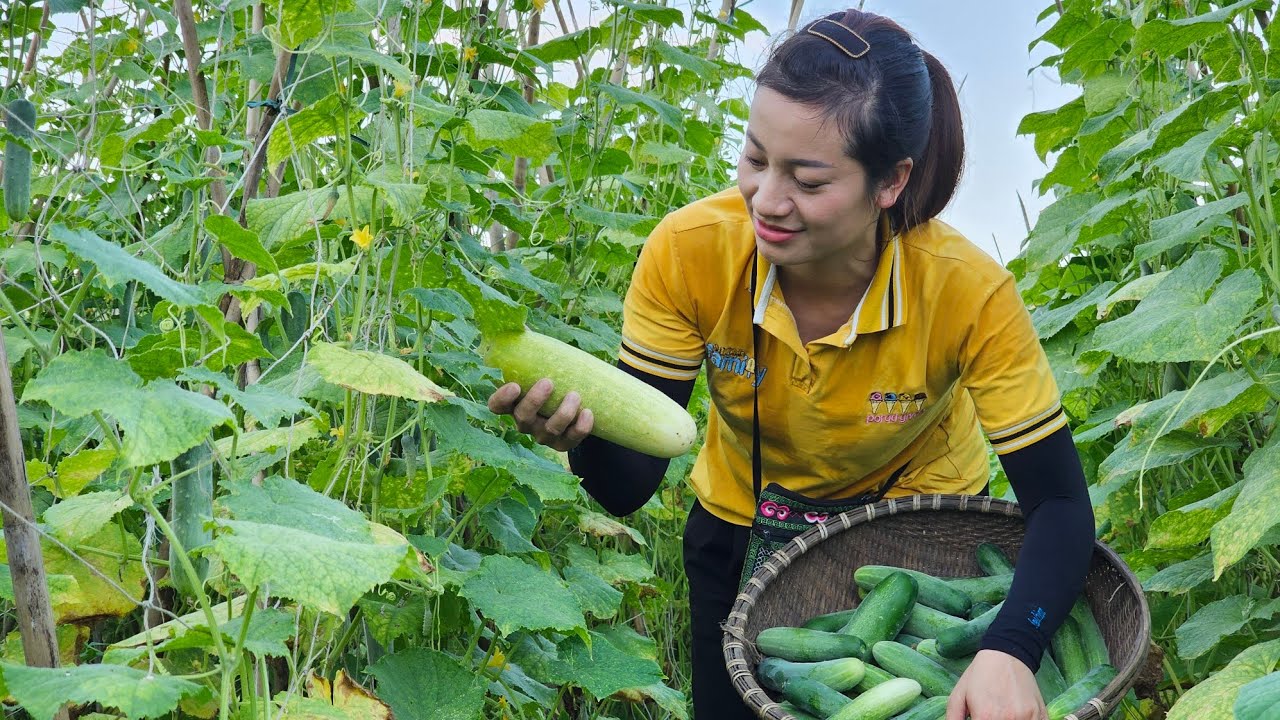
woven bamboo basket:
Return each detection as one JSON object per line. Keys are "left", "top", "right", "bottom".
{"left": 722, "top": 494, "right": 1150, "bottom": 720}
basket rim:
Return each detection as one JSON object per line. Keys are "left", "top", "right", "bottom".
{"left": 721, "top": 492, "right": 1151, "bottom": 720}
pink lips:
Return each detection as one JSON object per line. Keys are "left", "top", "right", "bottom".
{"left": 754, "top": 217, "right": 800, "bottom": 243}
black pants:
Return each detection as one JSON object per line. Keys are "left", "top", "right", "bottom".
{"left": 684, "top": 500, "right": 756, "bottom": 720}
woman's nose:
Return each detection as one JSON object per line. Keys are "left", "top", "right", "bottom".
{"left": 753, "top": 173, "right": 791, "bottom": 218}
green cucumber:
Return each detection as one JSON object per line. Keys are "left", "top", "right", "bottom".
{"left": 889, "top": 696, "right": 949, "bottom": 720}
{"left": 757, "top": 657, "right": 865, "bottom": 693}
{"left": 830, "top": 677, "right": 922, "bottom": 720}
{"left": 803, "top": 607, "right": 858, "bottom": 633}
{"left": 1050, "top": 615, "right": 1090, "bottom": 686}
{"left": 1046, "top": 664, "right": 1118, "bottom": 720}
{"left": 871, "top": 641, "right": 958, "bottom": 698}
{"left": 3, "top": 98, "right": 35, "bottom": 222}
{"left": 169, "top": 443, "right": 213, "bottom": 596}
{"left": 854, "top": 662, "right": 897, "bottom": 692}
{"left": 936, "top": 601, "right": 1003, "bottom": 658}
{"left": 914, "top": 638, "right": 973, "bottom": 676}
{"left": 947, "top": 573, "right": 1012, "bottom": 604}
{"left": 901, "top": 603, "right": 967, "bottom": 639}
{"left": 757, "top": 627, "right": 868, "bottom": 662}
{"left": 894, "top": 633, "right": 924, "bottom": 648}
{"left": 1070, "top": 598, "right": 1110, "bottom": 667}
{"left": 854, "top": 566, "right": 971, "bottom": 616}
{"left": 967, "top": 601, "right": 994, "bottom": 620}
{"left": 841, "top": 572, "right": 918, "bottom": 647}
{"left": 781, "top": 677, "right": 853, "bottom": 718}
{"left": 975, "top": 542, "right": 1015, "bottom": 575}
{"left": 778, "top": 701, "right": 822, "bottom": 720}
{"left": 1035, "top": 650, "right": 1069, "bottom": 704}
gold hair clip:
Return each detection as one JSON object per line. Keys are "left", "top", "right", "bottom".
{"left": 806, "top": 18, "right": 871, "bottom": 59}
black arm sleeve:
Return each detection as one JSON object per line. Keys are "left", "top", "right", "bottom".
{"left": 567, "top": 360, "right": 696, "bottom": 517}
{"left": 978, "top": 423, "right": 1095, "bottom": 672}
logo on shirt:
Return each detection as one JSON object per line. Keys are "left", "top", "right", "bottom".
{"left": 867, "top": 390, "right": 927, "bottom": 424}
{"left": 706, "top": 342, "right": 767, "bottom": 388}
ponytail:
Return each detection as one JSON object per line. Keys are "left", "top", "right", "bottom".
{"left": 892, "top": 51, "right": 965, "bottom": 233}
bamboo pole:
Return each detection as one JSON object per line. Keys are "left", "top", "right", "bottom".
{"left": 0, "top": 338, "right": 71, "bottom": 720}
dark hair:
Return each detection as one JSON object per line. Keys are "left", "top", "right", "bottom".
{"left": 756, "top": 9, "right": 964, "bottom": 236}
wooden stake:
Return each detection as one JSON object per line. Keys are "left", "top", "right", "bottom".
{"left": 0, "top": 337, "right": 71, "bottom": 720}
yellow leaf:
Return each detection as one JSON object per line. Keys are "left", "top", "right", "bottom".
{"left": 304, "top": 670, "right": 391, "bottom": 720}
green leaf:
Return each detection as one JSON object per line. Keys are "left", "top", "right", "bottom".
{"left": 637, "top": 140, "right": 697, "bottom": 166}
{"left": 0, "top": 662, "right": 205, "bottom": 720}
{"left": 1098, "top": 430, "right": 1236, "bottom": 485}
{"left": 367, "top": 648, "right": 486, "bottom": 720}
{"left": 50, "top": 224, "right": 205, "bottom": 307}
{"left": 1016, "top": 97, "right": 1086, "bottom": 162}
{"left": 1019, "top": 191, "right": 1098, "bottom": 270}
{"left": 1151, "top": 116, "right": 1234, "bottom": 183}
{"left": 564, "top": 544, "right": 654, "bottom": 586}
{"left": 1143, "top": 553, "right": 1213, "bottom": 594}
{"left": 1137, "top": 194, "right": 1250, "bottom": 262}
{"left": 246, "top": 188, "right": 339, "bottom": 249}
{"left": 42, "top": 491, "right": 134, "bottom": 546}
{"left": 605, "top": 0, "right": 684, "bottom": 27}
{"left": 47, "top": 447, "right": 118, "bottom": 498}
{"left": 213, "top": 418, "right": 325, "bottom": 458}
{"left": 1134, "top": 0, "right": 1261, "bottom": 57}
{"left": 275, "top": 0, "right": 356, "bottom": 47}
{"left": 114, "top": 381, "right": 236, "bottom": 466}
{"left": 446, "top": 263, "right": 527, "bottom": 336}
{"left": 1146, "top": 485, "right": 1237, "bottom": 550}
{"left": 23, "top": 349, "right": 142, "bottom": 418}
{"left": 220, "top": 476, "right": 374, "bottom": 542}
{"left": 1210, "top": 434, "right": 1280, "bottom": 578}
{"left": 563, "top": 565, "right": 623, "bottom": 621}
{"left": 307, "top": 342, "right": 452, "bottom": 402}
{"left": 526, "top": 26, "right": 610, "bottom": 64}
{"left": 1097, "top": 272, "right": 1170, "bottom": 319}
{"left": 1094, "top": 251, "right": 1262, "bottom": 362}
{"left": 1031, "top": 281, "right": 1116, "bottom": 339}
{"left": 1060, "top": 18, "right": 1133, "bottom": 79}
{"left": 314, "top": 34, "right": 414, "bottom": 83}
{"left": 179, "top": 367, "right": 314, "bottom": 429}
{"left": 595, "top": 82, "right": 685, "bottom": 132}
{"left": 459, "top": 555, "right": 584, "bottom": 636}
{"left": 218, "top": 607, "right": 297, "bottom": 658}
{"left": 268, "top": 95, "right": 367, "bottom": 166}
{"left": 1175, "top": 595, "right": 1256, "bottom": 659}
{"left": 547, "top": 628, "right": 665, "bottom": 700}
{"left": 651, "top": 39, "right": 716, "bottom": 75}
{"left": 1168, "top": 639, "right": 1280, "bottom": 720}
{"left": 205, "top": 215, "right": 278, "bottom": 275}
{"left": 421, "top": 403, "right": 579, "bottom": 502}
{"left": 479, "top": 498, "right": 539, "bottom": 555}
{"left": 402, "top": 288, "right": 472, "bottom": 320}
{"left": 1122, "top": 369, "right": 1256, "bottom": 439}
{"left": 1234, "top": 672, "right": 1280, "bottom": 720}
{"left": 462, "top": 109, "right": 554, "bottom": 163}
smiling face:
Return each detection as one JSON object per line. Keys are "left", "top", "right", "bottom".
{"left": 737, "top": 87, "right": 911, "bottom": 280}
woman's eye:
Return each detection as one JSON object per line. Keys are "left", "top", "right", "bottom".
{"left": 796, "top": 179, "right": 824, "bottom": 191}
{"left": 745, "top": 156, "right": 765, "bottom": 168}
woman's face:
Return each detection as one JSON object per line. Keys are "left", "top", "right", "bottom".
{"left": 737, "top": 86, "right": 910, "bottom": 272}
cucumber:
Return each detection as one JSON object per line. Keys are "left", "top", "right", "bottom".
{"left": 757, "top": 657, "right": 865, "bottom": 693}
{"left": 781, "top": 676, "right": 853, "bottom": 718}
{"left": 967, "top": 601, "right": 994, "bottom": 620}
{"left": 480, "top": 328, "right": 696, "bottom": 457}
{"left": 871, "top": 641, "right": 958, "bottom": 698}
{"left": 888, "top": 696, "right": 949, "bottom": 720}
{"left": 841, "top": 572, "right": 918, "bottom": 647}
{"left": 947, "top": 573, "right": 1012, "bottom": 604}
{"left": 803, "top": 608, "right": 858, "bottom": 633}
{"left": 1050, "top": 615, "right": 1090, "bottom": 686}
{"left": 1069, "top": 598, "right": 1110, "bottom": 667}
{"left": 1035, "top": 650, "right": 1069, "bottom": 704}
{"left": 894, "top": 633, "right": 924, "bottom": 648}
{"left": 854, "top": 566, "right": 971, "bottom": 617}
{"left": 901, "top": 603, "right": 967, "bottom": 639}
{"left": 1046, "top": 664, "right": 1118, "bottom": 720}
{"left": 936, "top": 601, "right": 1004, "bottom": 658}
{"left": 855, "top": 662, "right": 897, "bottom": 692}
{"left": 914, "top": 638, "right": 973, "bottom": 676}
{"left": 169, "top": 443, "right": 213, "bottom": 596}
{"left": 975, "top": 542, "right": 1015, "bottom": 575}
{"left": 3, "top": 98, "right": 35, "bottom": 222}
{"left": 829, "top": 677, "right": 922, "bottom": 720}
{"left": 757, "top": 627, "right": 868, "bottom": 662}
{"left": 778, "top": 701, "right": 822, "bottom": 720}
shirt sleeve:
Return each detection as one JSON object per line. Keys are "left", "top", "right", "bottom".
{"left": 618, "top": 218, "right": 705, "bottom": 381}
{"left": 959, "top": 273, "right": 1067, "bottom": 455}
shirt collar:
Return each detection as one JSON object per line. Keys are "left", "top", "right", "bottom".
{"left": 748, "top": 214, "right": 909, "bottom": 346}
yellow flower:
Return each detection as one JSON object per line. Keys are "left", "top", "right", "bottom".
{"left": 531, "top": 0, "right": 547, "bottom": 10}
{"left": 393, "top": 80, "right": 412, "bottom": 98}
{"left": 462, "top": 46, "right": 478, "bottom": 62}
{"left": 487, "top": 647, "right": 509, "bottom": 671}
{"left": 351, "top": 225, "right": 374, "bottom": 250}
{"left": 330, "top": 426, "right": 346, "bottom": 439}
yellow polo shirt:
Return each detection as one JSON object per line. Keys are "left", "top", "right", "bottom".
{"left": 619, "top": 187, "right": 1067, "bottom": 526}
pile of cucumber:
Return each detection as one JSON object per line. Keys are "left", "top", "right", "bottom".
{"left": 751, "top": 543, "right": 1117, "bottom": 720}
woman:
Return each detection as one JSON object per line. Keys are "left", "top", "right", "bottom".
{"left": 488, "top": 9, "right": 1094, "bottom": 720}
